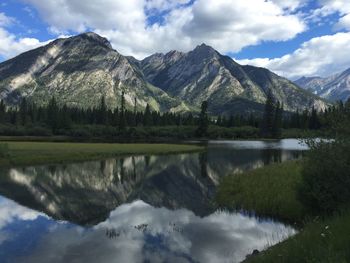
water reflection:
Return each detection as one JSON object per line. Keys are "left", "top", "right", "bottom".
{"left": 0, "top": 139, "right": 306, "bottom": 262}
{"left": 0, "top": 198, "right": 295, "bottom": 263}
{"left": 0, "top": 140, "right": 305, "bottom": 225}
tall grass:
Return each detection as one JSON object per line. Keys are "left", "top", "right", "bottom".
{"left": 216, "top": 161, "right": 306, "bottom": 224}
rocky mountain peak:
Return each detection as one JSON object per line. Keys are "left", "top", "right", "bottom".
{"left": 73, "top": 32, "right": 113, "bottom": 49}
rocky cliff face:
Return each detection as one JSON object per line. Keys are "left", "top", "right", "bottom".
{"left": 0, "top": 32, "right": 187, "bottom": 112}
{"left": 295, "top": 69, "right": 350, "bottom": 102}
{"left": 140, "top": 44, "right": 328, "bottom": 113}
{"left": 0, "top": 32, "right": 328, "bottom": 114}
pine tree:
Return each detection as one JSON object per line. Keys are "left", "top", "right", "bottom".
{"left": 260, "top": 90, "right": 276, "bottom": 137}
{"left": 119, "top": 92, "right": 126, "bottom": 131}
{"left": 0, "top": 100, "right": 6, "bottom": 124}
{"left": 98, "top": 95, "right": 107, "bottom": 125}
{"left": 272, "top": 101, "right": 283, "bottom": 138}
{"left": 144, "top": 104, "right": 152, "bottom": 126}
{"left": 196, "top": 101, "right": 209, "bottom": 137}
{"left": 19, "top": 98, "right": 29, "bottom": 126}
{"left": 47, "top": 96, "right": 59, "bottom": 132}
{"left": 309, "top": 106, "right": 320, "bottom": 130}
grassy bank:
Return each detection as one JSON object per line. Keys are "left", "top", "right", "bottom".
{"left": 0, "top": 141, "right": 203, "bottom": 167}
{"left": 245, "top": 210, "right": 350, "bottom": 263}
{"left": 216, "top": 161, "right": 350, "bottom": 262}
{"left": 216, "top": 161, "right": 306, "bottom": 224}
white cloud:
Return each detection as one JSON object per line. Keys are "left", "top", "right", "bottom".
{"left": 270, "top": 0, "right": 305, "bottom": 11}
{"left": 307, "top": 0, "right": 350, "bottom": 30}
{"left": 336, "top": 13, "right": 350, "bottom": 31}
{"left": 0, "top": 12, "right": 14, "bottom": 27}
{"left": 237, "top": 32, "right": 350, "bottom": 79}
{"left": 319, "top": 0, "right": 350, "bottom": 14}
{"left": 0, "top": 27, "right": 50, "bottom": 59}
{"left": 21, "top": 0, "right": 305, "bottom": 59}
{"left": 145, "top": 0, "right": 191, "bottom": 12}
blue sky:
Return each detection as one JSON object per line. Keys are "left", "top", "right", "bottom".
{"left": 1, "top": 0, "right": 350, "bottom": 79}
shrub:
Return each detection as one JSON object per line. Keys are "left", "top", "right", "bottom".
{"left": 299, "top": 139, "right": 350, "bottom": 214}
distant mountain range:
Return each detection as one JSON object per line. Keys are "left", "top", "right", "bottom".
{"left": 295, "top": 68, "right": 350, "bottom": 102}
{"left": 0, "top": 32, "right": 328, "bottom": 115}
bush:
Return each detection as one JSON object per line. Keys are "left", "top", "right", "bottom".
{"left": 299, "top": 139, "right": 350, "bottom": 214}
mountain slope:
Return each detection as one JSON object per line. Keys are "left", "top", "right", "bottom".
{"left": 140, "top": 44, "right": 328, "bottom": 113}
{"left": 0, "top": 33, "right": 328, "bottom": 114}
{"left": 295, "top": 69, "right": 350, "bottom": 102}
{"left": 0, "top": 32, "right": 188, "bottom": 112}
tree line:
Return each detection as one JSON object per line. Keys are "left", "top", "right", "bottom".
{"left": 0, "top": 92, "right": 341, "bottom": 138}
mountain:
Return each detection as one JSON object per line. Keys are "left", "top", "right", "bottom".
{"left": 0, "top": 32, "right": 328, "bottom": 114}
{"left": 295, "top": 68, "right": 350, "bottom": 102}
{"left": 139, "top": 43, "right": 327, "bottom": 113}
{"left": 0, "top": 32, "right": 188, "bottom": 112}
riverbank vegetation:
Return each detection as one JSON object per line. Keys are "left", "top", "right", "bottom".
{"left": 0, "top": 142, "right": 203, "bottom": 168}
{"left": 217, "top": 99, "right": 350, "bottom": 262}
{"left": 216, "top": 161, "right": 306, "bottom": 224}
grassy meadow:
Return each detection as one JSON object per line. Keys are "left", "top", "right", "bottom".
{"left": 0, "top": 141, "right": 203, "bottom": 167}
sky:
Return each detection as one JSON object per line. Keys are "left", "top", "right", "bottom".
{"left": 1, "top": 0, "right": 350, "bottom": 79}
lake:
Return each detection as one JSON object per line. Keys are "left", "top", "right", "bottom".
{"left": 0, "top": 139, "right": 307, "bottom": 263}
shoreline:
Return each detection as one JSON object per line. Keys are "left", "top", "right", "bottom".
{"left": 0, "top": 141, "right": 204, "bottom": 168}
{"left": 216, "top": 160, "right": 350, "bottom": 263}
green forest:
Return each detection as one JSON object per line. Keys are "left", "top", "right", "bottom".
{"left": 0, "top": 92, "right": 346, "bottom": 140}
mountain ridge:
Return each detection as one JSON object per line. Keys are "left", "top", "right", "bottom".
{"left": 295, "top": 69, "right": 350, "bottom": 102}
{"left": 0, "top": 32, "right": 328, "bottom": 114}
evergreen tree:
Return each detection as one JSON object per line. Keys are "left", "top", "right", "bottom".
{"left": 119, "top": 92, "right": 126, "bottom": 131}
{"left": 196, "top": 101, "right": 209, "bottom": 137}
{"left": 260, "top": 90, "right": 276, "bottom": 137}
{"left": 59, "top": 104, "right": 71, "bottom": 129}
{"left": 144, "top": 104, "right": 152, "bottom": 126}
{"left": 98, "top": 95, "right": 107, "bottom": 125}
{"left": 47, "top": 96, "right": 59, "bottom": 132}
{"left": 272, "top": 101, "right": 283, "bottom": 138}
{"left": 0, "top": 100, "right": 6, "bottom": 123}
{"left": 19, "top": 98, "right": 29, "bottom": 126}
{"left": 309, "top": 106, "right": 321, "bottom": 130}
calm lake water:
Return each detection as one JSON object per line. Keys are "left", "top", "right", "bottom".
{"left": 0, "top": 139, "right": 307, "bottom": 263}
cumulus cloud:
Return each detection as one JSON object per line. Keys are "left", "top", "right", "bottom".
{"left": 0, "top": 13, "right": 50, "bottom": 59}
{"left": 21, "top": 0, "right": 305, "bottom": 59}
{"left": 307, "top": 0, "right": 350, "bottom": 30}
{"left": 237, "top": 32, "right": 350, "bottom": 79}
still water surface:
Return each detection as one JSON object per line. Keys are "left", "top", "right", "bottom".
{"left": 0, "top": 139, "right": 307, "bottom": 263}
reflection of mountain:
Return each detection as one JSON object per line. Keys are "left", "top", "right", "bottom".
{"left": 0, "top": 153, "right": 216, "bottom": 225}
{"left": 0, "top": 144, "right": 303, "bottom": 225}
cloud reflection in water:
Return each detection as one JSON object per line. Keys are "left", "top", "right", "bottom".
{"left": 0, "top": 198, "right": 296, "bottom": 263}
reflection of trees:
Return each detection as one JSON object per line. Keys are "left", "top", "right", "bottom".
{"left": 262, "top": 149, "right": 282, "bottom": 165}
{"left": 100, "top": 160, "right": 106, "bottom": 172}
{"left": 145, "top": 156, "right": 150, "bottom": 167}
{"left": 132, "top": 156, "right": 137, "bottom": 180}
{"left": 199, "top": 152, "right": 208, "bottom": 178}
{"left": 0, "top": 145, "right": 306, "bottom": 226}
{"left": 119, "top": 158, "right": 125, "bottom": 183}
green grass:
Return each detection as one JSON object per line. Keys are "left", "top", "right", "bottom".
{"left": 0, "top": 141, "right": 203, "bottom": 167}
{"left": 216, "top": 160, "right": 350, "bottom": 262}
{"left": 216, "top": 161, "right": 306, "bottom": 224}
{"left": 245, "top": 211, "right": 350, "bottom": 263}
